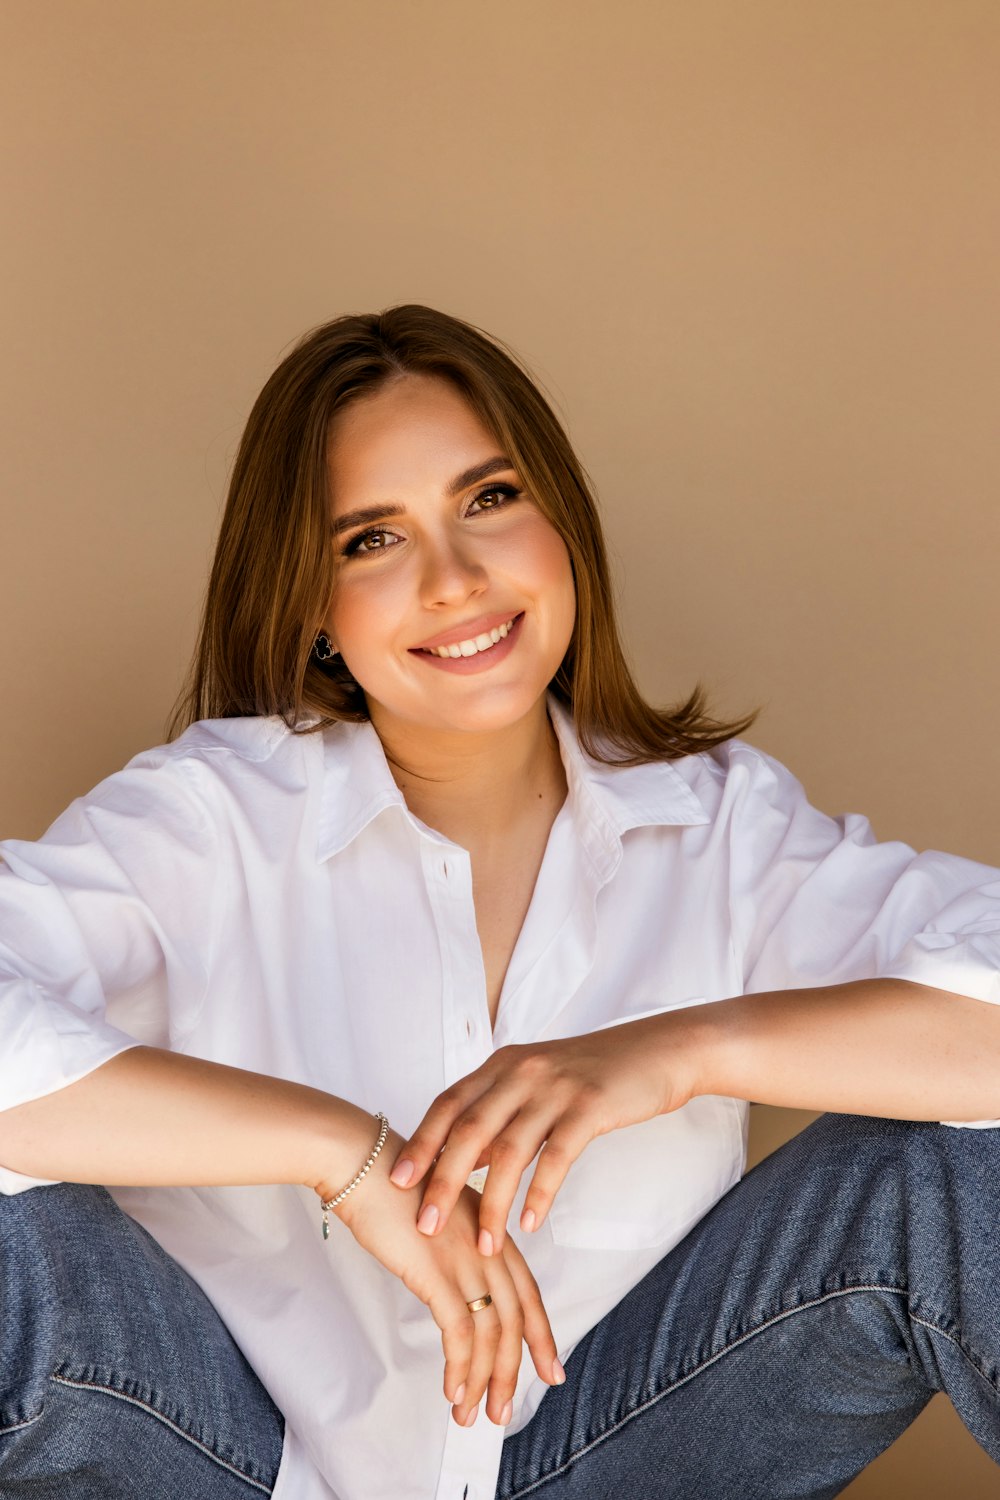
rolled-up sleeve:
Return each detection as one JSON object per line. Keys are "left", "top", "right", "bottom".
{"left": 727, "top": 744, "right": 1000, "bottom": 1000}
{"left": 0, "top": 751, "right": 219, "bottom": 1190}
{"left": 725, "top": 742, "right": 1000, "bottom": 1126}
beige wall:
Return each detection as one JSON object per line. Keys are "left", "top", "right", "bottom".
{"left": 3, "top": 2, "right": 999, "bottom": 1492}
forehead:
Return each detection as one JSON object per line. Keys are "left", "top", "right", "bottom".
{"left": 325, "top": 375, "right": 497, "bottom": 510}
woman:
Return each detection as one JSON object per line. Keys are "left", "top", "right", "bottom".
{"left": 1, "top": 304, "right": 999, "bottom": 1500}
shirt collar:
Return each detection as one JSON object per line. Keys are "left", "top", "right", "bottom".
{"left": 315, "top": 717, "right": 411, "bottom": 861}
{"left": 315, "top": 695, "right": 709, "bottom": 863}
{"left": 546, "top": 697, "right": 710, "bottom": 841}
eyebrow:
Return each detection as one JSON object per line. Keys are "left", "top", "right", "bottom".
{"left": 330, "top": 455, "right": 515, "bottom": 536}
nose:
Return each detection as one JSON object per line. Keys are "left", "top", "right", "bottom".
{"left": 418, "top": 531, "right": 488, "bottom": 609}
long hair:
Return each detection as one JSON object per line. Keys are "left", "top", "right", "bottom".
{"left": 169, "top": 304, "right": 759, "bottom": 763}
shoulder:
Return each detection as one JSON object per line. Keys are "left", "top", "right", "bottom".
{"left": 74, "top": 717, "right": 324, "bottom": 834}
{"left": 665, "top": 737, "right": 816, "bottom": 827}
{"left": 552, "top": 698, "right": 804, "bottom": 834}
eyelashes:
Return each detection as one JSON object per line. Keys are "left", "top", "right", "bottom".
{"left": 466, "top": 482, "right": 521, "bottom": 515}
{"left": 340, "top": 484, "right": 523, "bottom": 558}
{"left": 342, "top": 528, "right": 397, "bottom": 558}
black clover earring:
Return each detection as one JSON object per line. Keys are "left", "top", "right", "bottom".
{"left": 313, "top": 633, "right": 339, "bottom": 662}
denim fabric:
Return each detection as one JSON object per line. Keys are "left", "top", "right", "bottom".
{"left": 3, "top": 1115, "right": 999, "bottom": 1499}
{"left": 497, "top": 1113, "right": 1000, "bottom": 1499}
{"left": 0, "top": 1182, "right": 284, "bottom": 1498}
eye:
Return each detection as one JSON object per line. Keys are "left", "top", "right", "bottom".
{"left": 342, "top": 527, "right": 400, "bottom": 557}
{"left": 467, "top": 482, "right": 522, "bottom": 516}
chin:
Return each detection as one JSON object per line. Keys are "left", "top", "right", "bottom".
{"left": 375, "top": 681, "right": 550, "bottom": 739}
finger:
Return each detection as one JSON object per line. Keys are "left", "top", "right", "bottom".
{"left": 389, "top": 1075, "right": 489, "bottom": 1189}
{"left": 452, "top": 1290, "right": 502, "bottom": 1428}
{"left": 390, "top": 1045, "right": 531, "bottom": 1190}
{"left": 504, "top": 1242, "right": 561, "bottom": 1387}
{"left": 480, "top": 1261, "right": 525, "bottom": 1426}
{"left": 429, "top": 1283, "right": 476, "bottom": 1410}
{"left": 475, "top": 1107, "right": 554, "bottom": 1253}
{"left": 519, "top": 1115, "right": 593, "bottom": 1233}
{"left": 414, "top": 1092, "right": 521, "bottom": 1237}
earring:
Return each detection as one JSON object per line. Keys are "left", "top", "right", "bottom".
{"left": 313, "top": 633, "right": 339, "bottom": 662}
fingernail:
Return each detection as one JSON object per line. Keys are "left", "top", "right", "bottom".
{"left": 390, "top": 1159, "right": 415, "bottom": 1187}
{"left": 478, "top": 1228, "right": 494, "bottom": 1257}
{"left": 453, "top": 1383, "right": 466, "bottom": 1407}
{"left": 464, "top": 1403, "right": 480, "bottom": 1427}
{"left": 500, "top": 1400, "right": 513, "bottom": 1426}
{"left": 551, "top": 1358, "right": 566, "bottom": 1385}
{"left": 521, "top": 1208, "right": 536, "bottom": 1232}
{"left": 417, "top": 1204, "right": 439, "bottom": 1235}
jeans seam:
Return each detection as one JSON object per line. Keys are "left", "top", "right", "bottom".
{"left": 504, "top": 1281, "right": 910, "bottom": 1500}
{"left": 0, "top": 1412, "right": 43, "bottom": 1437}
{"left": 49, "top": 1375, "right": 274, "bottom": 1495}
{"left": 910, "top": 1315, "right": 1000, "bottom": 1396}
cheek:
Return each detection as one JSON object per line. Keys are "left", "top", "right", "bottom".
{"left": 326, "top": 569, "right": 407, "bottom": 658}
{"left": 528, "top": 526, "right": 577, "bottom": 639}
{"left": 504, "top": 514, "right": 575, "bottom": 597}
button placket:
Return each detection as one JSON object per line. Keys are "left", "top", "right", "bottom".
{"left": 420, "top": 841, "right": 492, "bottom": 1085}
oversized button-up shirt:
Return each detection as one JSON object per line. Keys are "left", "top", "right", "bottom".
{"left": 1, "top": 699, "right": 998, "bottom": 1498}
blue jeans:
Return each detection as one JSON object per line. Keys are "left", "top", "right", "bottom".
{"left": 497, "top": 1113, "right": 1000, "bottom": 1498}
{"left": 0, "top": 1178, "right": 284, "bottom": 1497}
{"left": 1, "top": 1115, "right": 999, "bottom": 1498}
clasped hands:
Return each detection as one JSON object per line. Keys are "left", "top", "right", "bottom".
{"left": 390, "top": 1014, "right": 690, "bottom": 1254}
{"left": 337, "top": 1012, "right": 694, "bottom": 1431}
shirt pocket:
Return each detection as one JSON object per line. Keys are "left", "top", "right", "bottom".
{"left": 546, "top": 1094, "right": 744, "bottom": 1251}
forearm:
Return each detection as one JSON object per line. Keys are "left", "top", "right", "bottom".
{"left": 0, "top": 1045, "right": 377, "bottom": 1197}
{"left": 685, "top": 978, "right": 1000, "bottom": 1121}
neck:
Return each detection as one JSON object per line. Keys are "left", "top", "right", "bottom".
{"left": 370, "top": 698, "right": 567, "bottom": 850}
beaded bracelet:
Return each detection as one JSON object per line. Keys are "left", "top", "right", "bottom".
{"left": 321, "top": 1112, "right": 390, "bottom": 1240}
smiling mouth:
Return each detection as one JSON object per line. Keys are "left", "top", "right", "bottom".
{"left": 416, "top": 614, "right": 521, "bottom": 660}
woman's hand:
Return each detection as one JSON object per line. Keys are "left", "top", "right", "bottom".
{"left": 388, "top": 1012, "right": 702, "bottom": 1255}
{"left": 324, "top": 1126, "right": 563, "bottom": 1428}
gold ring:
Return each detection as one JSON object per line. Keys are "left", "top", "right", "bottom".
{"left": 466, "top": 1294, "right": 493, "bottom": 1313}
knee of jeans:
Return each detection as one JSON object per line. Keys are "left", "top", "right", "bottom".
{"left": 792, "top": 1111, "right": 930, "bottom": 1171}
{"left": 0, "top": 1186, "right": 98, "bottom": 1425}
{"left": 0, "top": 1182, "right": 122, "bottom": 1263}
{"left": 829, "top": 1114, "right": 1000, "bottom": 1265}
{"left": 803, "top": 1111, "right": 981, "bottom": 1169}
{"left": 859, "top": 1114, "right": 1000, "bottom": 1188}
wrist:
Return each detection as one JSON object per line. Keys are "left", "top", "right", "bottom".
{"left": 319, "top": 1111, "right": 390, "bottom": 1231}
{"left": 316, "top": 1116, "right": 408, "bottom": 1232}
{"left": 683, "top": 995, "right": 748, "bottom": 1098}
{"left": 306, "top": 1099, "right": 388, "bottom": 1201}
{"left": 331, "top": 1125, "right": 413, "bottom": 1238}
{"left": 649, "top": 1001, "right": 733, "bottom": 1104}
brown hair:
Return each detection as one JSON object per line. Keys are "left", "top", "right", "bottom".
{"left": 169, "top": 304, "right": 759, "bottom": 763}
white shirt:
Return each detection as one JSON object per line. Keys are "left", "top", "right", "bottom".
{"left": 1, "top": 699, "right": 998, "bottom": 1500}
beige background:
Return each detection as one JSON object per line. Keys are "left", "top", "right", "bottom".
{"left": 2, "top": 2, "right": 999, "bottom": 1492}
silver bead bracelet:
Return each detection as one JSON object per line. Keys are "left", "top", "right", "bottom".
{"left": 321, "top": 1112, "right": 390, "bottom": 1240}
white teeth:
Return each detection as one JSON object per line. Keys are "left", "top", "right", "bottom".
{"left": 426, "top": 616, "right": 516, "bottom": 659}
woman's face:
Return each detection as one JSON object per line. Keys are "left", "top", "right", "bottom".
{"left": 324, "top": 374, "right": 577, "bottom": 742}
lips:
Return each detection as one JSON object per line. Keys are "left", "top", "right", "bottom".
{"left": 410, "top": 611, "right": 524, "bottom": 653}
{"left": 410, "top": 612, "right": 527, "bottom": 654}
{"left": 420, "top": 618, "right": 516, "bottom": 660}
{"left": 410, "top": 611, "right": 525, "bottom": 675}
